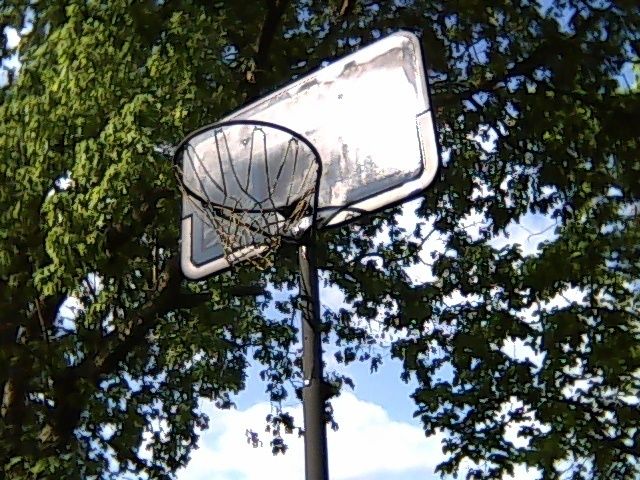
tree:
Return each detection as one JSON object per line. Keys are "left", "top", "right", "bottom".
{"left": 1, "top": 0, "right": 638, "bottom": 479}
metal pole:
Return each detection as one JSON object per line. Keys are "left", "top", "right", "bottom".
{"left": 298, "top": 241, "right": 330, "bottom": 480}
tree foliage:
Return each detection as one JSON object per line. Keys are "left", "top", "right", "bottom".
{"left": 1, "top": 0, "right": 638, "bottom": 479}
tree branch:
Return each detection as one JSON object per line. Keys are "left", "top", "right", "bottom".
{"left": 46, "top": 255, "right": 184, "bottom": 442}
{"left": 244, "top": 0, "right": 291, "bottom": 100}
{"left": 104, "top": 187, "right": 173, "bottom": 254}
{"left": 91, "top": 255, "right": 183, "bottom": 377}
{"left": 434, "top": 39, "right": 553, "bottom": 107}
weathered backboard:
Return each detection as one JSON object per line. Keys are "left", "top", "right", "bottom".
{"left": 177, "top": 31, "right": 439, "bottom": 279}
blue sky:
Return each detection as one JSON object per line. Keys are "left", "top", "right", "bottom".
{"left": 176, "top": 360, "right": 445, "bottom": 480}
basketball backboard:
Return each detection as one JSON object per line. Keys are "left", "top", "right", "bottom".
{"left": 176, "top": 31, "right": 439, "bottom": 279}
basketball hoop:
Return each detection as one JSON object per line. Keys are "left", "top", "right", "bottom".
{"left": 174, "top": 120, "right": 322, "bottom": 270}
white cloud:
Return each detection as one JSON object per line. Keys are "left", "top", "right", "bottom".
{"left": 4, "top": 27, "right": 20, "bottom": 49}
{"left": 2, "top": 27, "right": 23, "bottom": 83}
{"left": 458, "top": 458, "right": 541, "bottom": 480}
{"left": 177, "top": 392, "right": 444, "bottom": 480}
{"left": 320, "top": 282, "right": 347, "bottom": 311}
{"left": 489, "top": 212, "right": 558, "bottom": 256}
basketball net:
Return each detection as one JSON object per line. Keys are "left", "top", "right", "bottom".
{"left": 174, "top": 123, "right": 320, "bottom": 270}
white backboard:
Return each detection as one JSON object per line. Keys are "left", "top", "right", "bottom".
{"left": 177, "top": 31, "right": 439, "bottom": 279}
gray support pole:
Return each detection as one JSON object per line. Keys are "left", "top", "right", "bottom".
{"left": 298, "top": 242, "right": 330, "bottom": 480}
